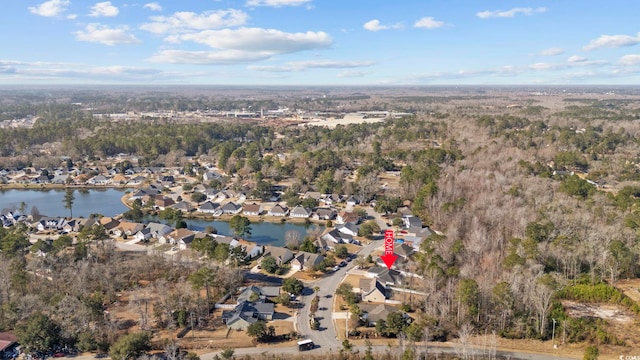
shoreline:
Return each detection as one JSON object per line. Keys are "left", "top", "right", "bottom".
{"left": 120, "top": 192, "right": 329, "bottom": 226}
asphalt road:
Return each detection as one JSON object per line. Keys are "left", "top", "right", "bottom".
{"left": 293, "top": 235, "right": 384, "bottom": 352}
{"left": 200, "top": 343, "right": 579, "bottom": 360}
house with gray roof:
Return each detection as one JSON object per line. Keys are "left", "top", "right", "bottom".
{"left": 360, "top": 278, "right": 388, "bottom": 303}
{"left": 264, "top": 246, "right": 294, "bottom": 265}
{"left": 313, "top": 207, "right": 336, "bottom": 221}
{"left": 289, "top": 205, "right": 312, "bottom": 218}
{"left": 198, "top": 201, "right": 221, "bottom": 214}
{"left": 268, "top": 204, "right": 288, "bottom": 217}
{"left": 291, "top": 251, "right": 325, "bottom": 271}
{"left": 221, "top": 202, "right": 242, "bottom": 215}
{"left": 222, "top": 300, "right": 275, "bottom": 330}
{"left": 366, "top": 266, "right": 404, "bottom": 286}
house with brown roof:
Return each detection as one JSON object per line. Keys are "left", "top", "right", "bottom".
{"left": 243, "top": 203, "right": 263, "bottom": 216}
{"left": 337, "top": 211, "right": 359, "bottom": 224}
{"left": 114, "top": 221, "right": 145, "bottom": 237}
{"left": 155, "top": 197, "right": 176, "bottom": 210}
{"left": 161, "top": 228, "right": 196, "bottom": 249}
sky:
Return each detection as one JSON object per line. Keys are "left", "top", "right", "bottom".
{"left": 2, "top": 0, "right": 640, "bottom": 85}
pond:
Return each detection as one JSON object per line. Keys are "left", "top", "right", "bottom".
{"left": 0, "top": 188, "right": 322, "bottom": 246}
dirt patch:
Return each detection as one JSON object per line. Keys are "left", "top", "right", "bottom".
{"left": 615, "top": 279, "right": 640, "bottom": 303}
{"left": 562, "top": 300, "right": 635, "bottom": 323}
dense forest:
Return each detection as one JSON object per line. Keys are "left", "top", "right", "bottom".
{"left": 2, "top": 88, "right": 640, "bottom": 358}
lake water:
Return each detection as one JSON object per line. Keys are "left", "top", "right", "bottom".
{"left": 0, "top": 189, "right": 321, "bottom": 246}
{"left": 0, "top": 188, "right": 128, "bottom": 218}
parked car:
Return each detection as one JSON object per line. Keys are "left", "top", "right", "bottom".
{"left": 332, "top": 265, "right": 340, "bottom": 272}
{"left": 339, "top": 261, "right": 347, "bottom": 267}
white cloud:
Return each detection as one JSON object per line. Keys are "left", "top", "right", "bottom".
{"left": 28, "top": 0, "right": 70, "bottom": 17}
{"left": 476, "top": 7, "right": 546, "bottom": 19}
{"left": 74, "top": 24, "right": 141, "bottom": 46}
{"left": 143, "top": 2, "right": 162, "bottom": 12}
{"left": 246, "top": 0, "right": 312, "bottom": 7}
{"left": 140, "top": 9, "right": 248, "bottom": 34}
{"left": 148, "top": 50, "right": 274, "bottom": 64}
{"left": 414, "top": 17, "right": 444, "bottom": 29}
{"left": 337, "top": 70, "right": 368, "bottom": 78}
{"left": 89, "top": 1, "right": 119, "bottom": 17}
{"left": 529, "top": 62, "right": 566, "bottom": 71}
{"left": 583, "top": 33, "right": 640, "bottom": 51}
{"left": 362, "top": 19, "right": 402, "bottom": 32}
{"left": 168, "top": 27, "right": 332, "bottom": 53}
{"left": 539, "top": 47, "right": 564, "bottom": 56}
{"left": 619, "top": 54, "right": 640, "bottom": 66}
{"left": 363, "top": 20, "right": 387, "bottom": 32}
{"left": 149, "top": 28, "right": 332, "bottom": 65}
{"left": 567, "top": 55, "right": 587, "bottom": 63}
{"left": 67, "top": 13, "right": 78, "bottom": 19}
{"left": 249, "top": 60, "right": 375, "bottom": 72}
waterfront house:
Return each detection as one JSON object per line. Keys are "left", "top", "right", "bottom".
{"left": 221, "top": 202, "right": 242, "bottom": 215}
{"left": 313, "top": 207, "right": 336, "bottom": 221}
{"left": 146, "top": 222, "right": 172, "bottom": 239}
{"left": 198, "top": 201, "right": 221, "bottom": 214}
{"left": 268, "top": 204, "right": 288, "bottom": 217}
{"left": 242, "top": 203, "right": 262, "bottom": 216}
{"left": 289, "top": 205, "right": 312, "bottom": 218}
{"left": 337, "top": 211, "right": 359, "bottom": 225}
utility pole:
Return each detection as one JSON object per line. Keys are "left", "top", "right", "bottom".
{"left": 191, "top": 312, "right": 195, "bottom": 340}
{"left": 551, "top": 318, "right": 556, "bottom": 349}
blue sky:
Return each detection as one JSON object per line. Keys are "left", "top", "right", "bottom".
{"left": 2, "top": 0, "right": 640, "bottom": 85}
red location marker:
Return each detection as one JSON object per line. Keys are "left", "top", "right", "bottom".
{"left": 380, "top": 229, "right": 398, "bottom": 269}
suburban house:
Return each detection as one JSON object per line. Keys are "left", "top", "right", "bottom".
{"left": 336, "top": 223, "right": 359, "bottom": 237}
{"left": 337, "top": 211, "right": 359, "bottom": 225}
{"left": 99, "top": 217, "right": 120, "bottom": 232}
{"left": 359, "top": 278, "right": 388, "bottom": 303}
{"left": 313, "top": 207, "right": 337, "bottom": 221}
{"left": 403, "top": 215, "right": 423, "bottom": 229}
{"left": 172, "top": 201, "right": 194, "bottom": 212}
{"left": 87, "top": 175, "right": 111, "bottom": 185}
{"left": 155, "top": 197, "right": 176, "bottom": 210}
{"left": 263, "top": 246, "right": 294, "bottom": 265}
{"left": 35, "top": 217, "right": 65, "bottom": 231}
{"left": 358, "top": 303, "right": 398, "bottom": 326}
{"left": 114, "top": 222, "right": 145, "bottom": 237}
{"left": 221, "top": 202, "right": 243, "bottom": 215}
{"left": 134, "top": 227, "right": 152, "bottom": 242}
{"left": 222, "top": 300, "right": 275, "bottom": 330}
{"left": 303, "top": 191, "right": 322, "bottom": 200}
{"left": 289, "top": 205, "right": 312, "bottom": 218}
{"left": 0, "top": 332, "right": 18, "bottom": 358}
{"left": 242, "top": 203, "right": 263, "bottom": 216}
{"left": 346, "top": 195, "right": 362, "bottom": 206}
{"left": 394, "top": 243, "right": 416, "bottom": 263}
{"left": 213, "top": 235, "right": 239, "bottom": 248}
{"left": 320, "top": 228, "right": 352, "bottom": 244}
{"left": 146, "top": 222, "right": 172, "bottom": 239}
{"left": 291, "top": 251, "right": 325, "bottom": 271}
{"left": 203, "top": 171, "right": 222, "bottom": 182}
{"left": 366, "top": 267, "right": 404, "bottom": 286}
{"left": 268, "top": 204, "right": 288, "bottom": 217}
{"left": 112, "top": 174, "right": 128, "bottom": 185}
{"left": 127, "top": 176, "right": 147, "bottom": 186}
{"left": 198, "top": 201, "right": 221, "bottom": 214}
{"left": 237, "top": 240, "right": 264, "bottom": 260}
{"left": 314, "top": 237, "right": 335, "bottom": 252}
{"left": 161, "top": 228, "right": 196, "bottom": 249}
{"left": 237, "top": 285, "right": 281, "bottom": 302}
{"left": 204, "top": 188, "right": 220, "bottom": 200}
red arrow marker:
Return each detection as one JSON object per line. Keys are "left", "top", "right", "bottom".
{"left": 380, "top": 229, "right": 398, "bottom": 269}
